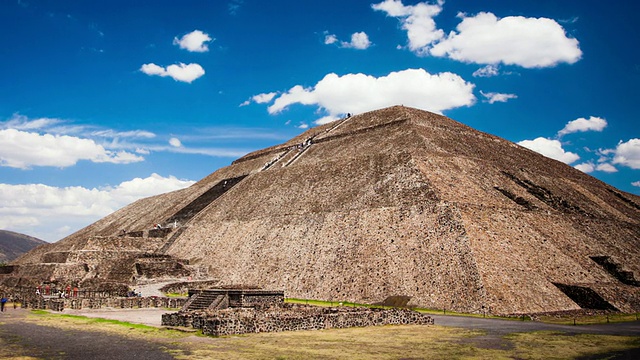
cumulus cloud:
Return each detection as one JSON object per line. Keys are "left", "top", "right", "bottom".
{"left": 480, "top": 91, "right": 517, "bottom": 104}
{"left": 557, "top": 116, "right": 607, "bottom": 137}
{"left": 473, "top": 65, "right": 499, "bottom": 77}
{"left": 517, "top": 137, "right": 579, "bottom": 164}
{"left": 595, "top": 163, "right": 617, "bottom": 173}
{"left": 240, "top": 92, "right": 278, "bottom": 106}
{"left": 324, "top": 33, "right": 338, "bottom": 45}
{"left": 262, "top": 68, "right": 475, "bottom": 120}
{"left": 323, "top": 31, "right": 372, "bottom": 49}
{"left": 574, "top": 162, "right": 595, "bottom": 173}
{"left": 373, "top": 0, "right": 581, "bottom": 68}
{"left": 140, "top": 63, "right": 205, "bottom": 83}
{"left": 0, "top": 129, "right": 144, "bottom": 169}
{"left": 372, "top": 0, "right": 445, "bottom": 55}
{"left": 169, "top": 137, "right": 182, "bottom": 147}
{"left": 342, "top": 32, "right": 372, "bottom": 49}
{"left": 0, "top": 174, "right": 195, "bottom": 242}
{"left": 574, "top": 161, "right": 617, "bottom": 173}
{"left": 632, "top": 181, "right": 640, "bottom": 187}
{"left": 253, "top": 92, "right": 277, "bottom": 104}
{"left": 314, "top": 115, "right": 341, "bottom": 125}
{"left": 612, "top": 139, "right": 640, "bottom": 169}
{"left": 429, "top": 12, "right": 582, "bottom": 68}
{"left": 173, "top": 30, "right": 213, "bottom": 52}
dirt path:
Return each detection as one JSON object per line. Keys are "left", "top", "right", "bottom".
{"left": 431, "top": 314, "right": 640, "bottom": 336}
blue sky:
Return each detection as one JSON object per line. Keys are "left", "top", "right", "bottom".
{"left": 1, "top": 0, "right": 638, "bottom": 242}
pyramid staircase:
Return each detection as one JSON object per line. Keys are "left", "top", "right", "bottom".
{"left": 181, "top": 292, "right": 229, "bottom": 311}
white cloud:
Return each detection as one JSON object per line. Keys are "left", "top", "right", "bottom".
{"left": 612, "top": 138, "right": 640, "bottom": 169}
{"left": 91, "top": 129, "right": 156, "bottom": 139}
{"left": 140, "top": 63, "right": 205, "bottom": 83}
{"left": 595, "top": 163, "right": 617, "bottom": 173}
{"left": 173, "top": 30, "right": 213, "bottom": 52}
{"left": 265, "top": 68, "right": 475, "bottom": 118}
{"left": 342, "top": 32, "right": 372, "bottom": 49}
{"left": 557, "top": 116, "right": 607, "bottom": 137}
{"left": 574, "top": 161, "right": 618, "bottom": 173}
{"left": 632, "top": 181, "right": 640, "bottom": 187}
{"left": 140, "top": 63, "right": 165, "bottom": 76}
{"left": 324, "top": 32, "right": 372, "bottom": 50}
{"left": 0, "top": 129, "right": 144, "bottom": 169}
{"left": 430, "top": 12, "right": 582, "bottom": 68}
{"left": 372, "top": 0, "right": 445, "bottom": 55}
{"left": 324, "top": 33, "right": 338, "bottom": 45}
{"left": 1, "top": 114, "right": 62, "bottom": 130}
{"left": 480, "top": 91, "right": 517, "bottom": 104}
{"left": 574, "top": 162, "right": 595, "bottom": 173}
{"left": 0, "top": 174, "right": 195, "bottom": 242}
{"left": 374, "top": 1, "right": 581, "bottom": 68}
{"left": 252, "top": 92, "right": 277, "bottom": 103}
{"left": 240, "top": 92, "right": 278, "bottom": 106}
{"left": 473, "top": 65, "right": 499, "bottom": 77}
{"left": 297, "top": 123, "right": 309, "bottom": 129}
{"left": 169, "top": 137, "right": 182, "bottom": 147}
{"left": 518, "top": 137, "right": 580, "bottom": 164}
{"left": 314, "top": 115, "right": 341, "bottom": 125}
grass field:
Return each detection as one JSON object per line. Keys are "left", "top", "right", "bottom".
{"left": 1, "top": 309, "right": 636, "bottom": 359}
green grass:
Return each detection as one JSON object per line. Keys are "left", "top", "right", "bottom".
{"left": 28, "top": 309, "right": 162, "bottom": 332}
{"left": 538, "top": 312, "right": 640, "bottom": 326}
{"left": 164, "top": 292, "right": 188, "bottom": 298}
{"left": 286, "top": 298, "right": 640, "bottom": 325}
{"left": 285, "top": 298, "right": 520, "bottom": 320}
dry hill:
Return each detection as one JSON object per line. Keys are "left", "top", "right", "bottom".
{"left": 5, "top": 106, "right": 639, "bottom": 315}
{"left": 0, "top": 230, "right": 46, "bottom": 263}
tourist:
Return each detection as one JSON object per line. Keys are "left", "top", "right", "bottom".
{"left": 0, "top": 296, "right": 7, "bottom": 311}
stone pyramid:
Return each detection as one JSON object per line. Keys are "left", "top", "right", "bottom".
{"left": 7, "top": 106, "right": 640, "bottom": 314}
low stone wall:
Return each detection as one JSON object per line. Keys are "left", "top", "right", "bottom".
{"left": 162, "top": 304, "right": 433, "bottom": 336}
{"left": 27, "top": 296, "right": 187, "bottom": 311}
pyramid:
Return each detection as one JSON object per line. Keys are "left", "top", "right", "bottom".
{"left": 6, "top": 106, "right": 640, "bottom": 314}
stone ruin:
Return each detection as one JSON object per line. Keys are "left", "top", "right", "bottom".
{"left": 162, "top": 288, "right": 433, "bottom": 336}
{"left": 7, "top": 105, "right": 640, "bottom": 315}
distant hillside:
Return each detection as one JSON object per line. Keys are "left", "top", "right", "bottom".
{"left": 0, "top": 230, "right": 47, "bottom": 263}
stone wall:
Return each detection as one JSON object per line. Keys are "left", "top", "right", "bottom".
{"left": 242, "top": 294, "right": 284, "bottom": 307}
{"left": 26, "top": 296, "right": 187, "bottom": 311}
{"left": 162, "top": 304, "right": 433, "bottom": 336}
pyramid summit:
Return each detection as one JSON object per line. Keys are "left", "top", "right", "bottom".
{"left": 5, "top": 106, "right": 639, "bottom": 315}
